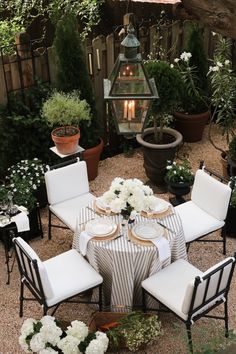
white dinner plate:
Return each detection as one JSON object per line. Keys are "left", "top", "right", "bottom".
{"left": 96, "top": 197, "right": 110, "bottom": 211}
{"left": 132, "top": 222, "right": 164, "bottom": 240}
{"left": 145, "top": 197, "right": 169, "bottom": 214}
{"left": 85, "top": 219, "right": 116, "bottom": 237}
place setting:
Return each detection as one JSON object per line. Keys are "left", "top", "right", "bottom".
{"left": 128, "top": 222, "right": 171, "bottom": 262}
{"left": 79, "top": 218, "right": 121, "bottom": 256}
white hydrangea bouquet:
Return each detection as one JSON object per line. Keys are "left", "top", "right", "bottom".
{"left": 101, "top": 177, "right": 157, "bottom": 219}
{"left": 19, "top": 315, "right": 109, "bottom": 354}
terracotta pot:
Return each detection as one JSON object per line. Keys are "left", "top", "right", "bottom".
{"left": 51, "top": 126, "right": 80, "bottom": 155}
{"left": 136, "top": 127, "right": 183, "bottom": 191}
{"left": 173, "top": 110, "right": 210, "bottom": 142}
{"left": 83, "top": 138, "right": 104, "bottom": 181}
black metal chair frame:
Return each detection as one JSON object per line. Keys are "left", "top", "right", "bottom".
{"left": 13, "top": 237, "right": 103, "bottom": 317}
{"left": 142, "top": 254, "right": 236, "bottom": 353}
{"left": 46, "top": 158, "right": 78, "bottom": 240}
{"left": 186, "top": 160, "right": 231, "bottom": 255}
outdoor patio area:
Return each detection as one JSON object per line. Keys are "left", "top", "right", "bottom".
{"left": 1, "top": 125, "right": 236, "bottom": 353}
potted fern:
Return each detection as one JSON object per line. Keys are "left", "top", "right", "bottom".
{"left": 42, "top": 91, "right": 91, "bottom": 155}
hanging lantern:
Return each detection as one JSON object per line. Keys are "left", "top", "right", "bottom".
{"left": 104, "top": 25, "right": 158, "bottom": 136}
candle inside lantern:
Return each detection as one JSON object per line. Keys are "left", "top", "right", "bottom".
{"left": 128, "top": 101, "right": 132, "bottom": 121}
{"left": 124, "top": 100, "right": 128, "bottom": 118}
{"left": 131, "top": 100, "right": 135, "bottom": 118}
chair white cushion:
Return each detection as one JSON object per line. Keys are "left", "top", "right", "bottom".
{"left": 175, "top": 201, "right": 224, "bottom": 243}
{"left": 50, "top": 192, "right": 95, "bottom": 231}
{"left": 142, "top": 259, "right": 202, "bottom": 321}
{"left": 45, "top": 161, "right": 90, "bottom": 205}
{"left": 15, "top": 238, "right": 54, "bottom": 299}
{"left": 43, "top": 249, "right": 103, "bottom": 307}
{"left": 191, "top": 169, "right": 231, "bottom": 221}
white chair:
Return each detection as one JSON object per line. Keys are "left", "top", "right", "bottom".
{"left": 44, "top": 159, "right": 95, "bottom": 239}
{"left": 142, "top": 255, "right": 236, "bottom": 353}
{"left": 175, "top": 164, "right": 232, "bottom": 254}
{"left": 13, "top": 237, "right": 103, "bottom": 317}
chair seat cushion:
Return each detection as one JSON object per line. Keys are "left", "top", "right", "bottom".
{"left": 142, "top": 259, "right": 202, "bottom": 320}
{"left": 44, "top": 249, "right": 103, "bottom": 307}
{"left": 50, "top": 193, "right": 95, "bottom": 231}
{"left": 175, "top": 201, "right": 224, "bottom": 243}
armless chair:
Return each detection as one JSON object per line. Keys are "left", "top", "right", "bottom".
{"left": 175, "top": 163, "right": 231, "bottom": 254}
{"left": 45, "top": 159, "right": 95, "bottom": 239}
{"left": 142, "top": 255, "right": 236, "bottom": 353}
{"left": 13, "top": 237, "right": 103, "bottom": 317}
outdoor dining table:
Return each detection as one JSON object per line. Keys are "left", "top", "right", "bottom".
{"left": 72, "top": 199, "right": 187, "bottom": 310}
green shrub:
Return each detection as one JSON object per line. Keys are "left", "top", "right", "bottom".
{"left": 0, "top": 20, "right": 25, "bottom": 55}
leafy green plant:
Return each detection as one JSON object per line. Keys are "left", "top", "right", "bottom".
{"left": 166, "top": 159, "right": 194, "bottom": 183}
{"left": 8, "top": 177, "right": 36, "bottom": 211}
{"left": 41, "top": 91, "right": 91, "bottom": 135}
{"left": 144, "top": 59, "right": 183, "bottom": 143}
{"left": 0, "top": 20, "right": 25, "bottom": 54}
{"left": 0, "top": 183, "right": 8, "bottom": 202}
{"left": 208, "top": 36, "right": 236, "bottom": 152}
{"left": 53, "top": 11, "right": 101, "bottom": 148}
{"left": 229, "top": 136, "right": 236, "bottom": 162}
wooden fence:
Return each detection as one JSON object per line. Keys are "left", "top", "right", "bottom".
{"left": 1, "top": 20, "right": 236, "bottom": 143}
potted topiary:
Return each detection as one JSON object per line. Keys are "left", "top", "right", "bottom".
{"left": 41, "top": 91, "right": 91, "bottom": 155}
{"left": 173, "top": 24, "right": 210, "bottom": 142}
{"left": 136, "top": 60, "right": 183, "bottom": 191}
{"left": 53, "top": 11, "right": 104, "bottom": 180}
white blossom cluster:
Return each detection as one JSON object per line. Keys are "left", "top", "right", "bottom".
{"left": 174, "top": 51, "right": 192, "bottom": 63}
{"left": 101, "top": 177, "right": 157, "bottom": 215}
{"left": 208, "top": 59, "right": 231, "bottom": 73}
{"left": 19, "top": 316, "right": 109, "bottom": 354}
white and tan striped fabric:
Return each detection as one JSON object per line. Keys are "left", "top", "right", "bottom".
{"left": 72, "top": 201, "right": 187, "bottom": 310}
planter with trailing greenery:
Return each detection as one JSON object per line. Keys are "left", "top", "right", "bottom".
{"left": 42, "top": 91, "right": 91, "bottom": 155}
{"left": 53, "top": 11, "right": 103, "bottom": 179}
{"left": 136, "top": 60, "right": 183, "bottom": 190}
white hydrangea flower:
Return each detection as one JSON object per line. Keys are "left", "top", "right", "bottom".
{"left": 66, "top": 320, "right": 89, "bottom": 342}
{"left": 85, "top": 338, "right": 106, "bottom": 354}
{"left": 19, "top": 334, "right": 30, "bottom": 352}
{"left": 110, "top": 197, "right": 126, "bottom": 213}
{"left": 20, "top": 318, "right": 37, "bottom": 336}
{"left": 58, "top": 335, "right": 81, "bottom": 354}
{"left": 30, "top": 332, "right": 46, "bottom": 352}
{"left": 39, "top": 348, "right": 58, "bottom": 354}
{"left": 40, "top": 322, "right": 62, "bottom": 346}
{"left": 95, "top": 331, "right": 109, "bottom": 351}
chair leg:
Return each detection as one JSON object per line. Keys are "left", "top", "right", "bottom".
{"left": 142, "top": 288, "right": 146, "bottom": 313}
{"left": 224, "top": 299, "right": 229, "bottom": 337}
{"left": 19, "top": 281, "right": 24, "bottom": 317}
{"left": 221, "top": 226, "right": 226, "bottom": 255}
{"left": 48, "top": 208, "right": 52, "bottom": 240}
{"left": 186, "top": 323, "right": 193, "bottom": 354}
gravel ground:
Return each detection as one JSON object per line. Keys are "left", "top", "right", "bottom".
{"left": 1, "top": 124, "right": 236, "bottom": 354}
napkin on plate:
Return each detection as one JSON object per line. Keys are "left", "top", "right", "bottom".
{"left": 12, "top": 211, "right": 30, "bottom": 232}
{"left": 79, "top": 231, "right": 94, "bottom": 256}
{"left": 151, "top": 237, "right": 171, "bottom": 262}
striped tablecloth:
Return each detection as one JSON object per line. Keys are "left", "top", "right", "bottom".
{"left": 72, "top": 201, "right": 187, "bottom": 310}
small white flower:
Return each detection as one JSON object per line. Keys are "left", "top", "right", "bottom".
{"left": 30, "top": 333, "right": 46, "bottom": 352}
{"left": 225, "top": 59, "right": 230, "bottom": 65}
{"left": 216, "top": 61, "right": 223, "bottom": 67}
{"left": 174, "top": 58, "right": 179, "bottom": 63}
{"left": 170, "top": 64, "right": 174, "bottom": 68}
{"left": 180, "top": 52, "right": 192, "bottom": 61}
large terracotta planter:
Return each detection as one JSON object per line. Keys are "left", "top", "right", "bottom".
{"left": 51, "top": 126, "right": 80, "bottom": 155}
{"left": 83, "top": 138, "right": 104, "bottom": 181}
{"left": 136, "top": 127, "right": 183, "bottom": 191}
{"left": 173, "top": 110, "right": 210, "bottom": 142}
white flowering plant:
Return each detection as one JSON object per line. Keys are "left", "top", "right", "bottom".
{"left": 19, "top": 315, "right": 109, "bottom": 354}
{"left": 101, "top": 178, "right": 157, "bottom": 219}
{"left": 173, "top": 51, "right": 209, "bottom": 114}
{"left": 165, "top": 160, "right": 194, "bottom": 184}
{"left": 6, "top": 158, "right": 47, "bottom": 211}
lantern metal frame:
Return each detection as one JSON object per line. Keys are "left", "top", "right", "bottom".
{"left": 104, "top": 26, "right": 158, "bottom": 136}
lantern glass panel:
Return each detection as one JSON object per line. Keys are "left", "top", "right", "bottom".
{"left": 111, "top": 62, "right": 152, "bottom": 96}
{"left": 112, "top": 99, "right": 150, "bottom": 134}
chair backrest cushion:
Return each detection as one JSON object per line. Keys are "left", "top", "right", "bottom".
{"left": 182, "top": 256, "right": 235, "bottom": 315}
{"left": 191, "top": 169, "right": 231, "bottom": 221}
{"left": 14, "top": 237, "right": 54, "bottom": 299}
{"left": 45, "top": 160, "right": 89, "bottom": 205}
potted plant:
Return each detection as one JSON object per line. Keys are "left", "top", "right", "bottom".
{"left": 207, "top": 35, "right": 236, "bottom": 178}
{"left": 165, "top": 159, "right": 194, "bottom": 206}
{"left": 173, "top": 26, "right": 210, "bottom": 143}
{"left": 53, "top": 12, "right": 104, "bottom": 180}
{"left": 42, "top": 91, "right": 91, "bottom": 155}
{"left": 136, "top": 60, "right": 183, "bottom": 191}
